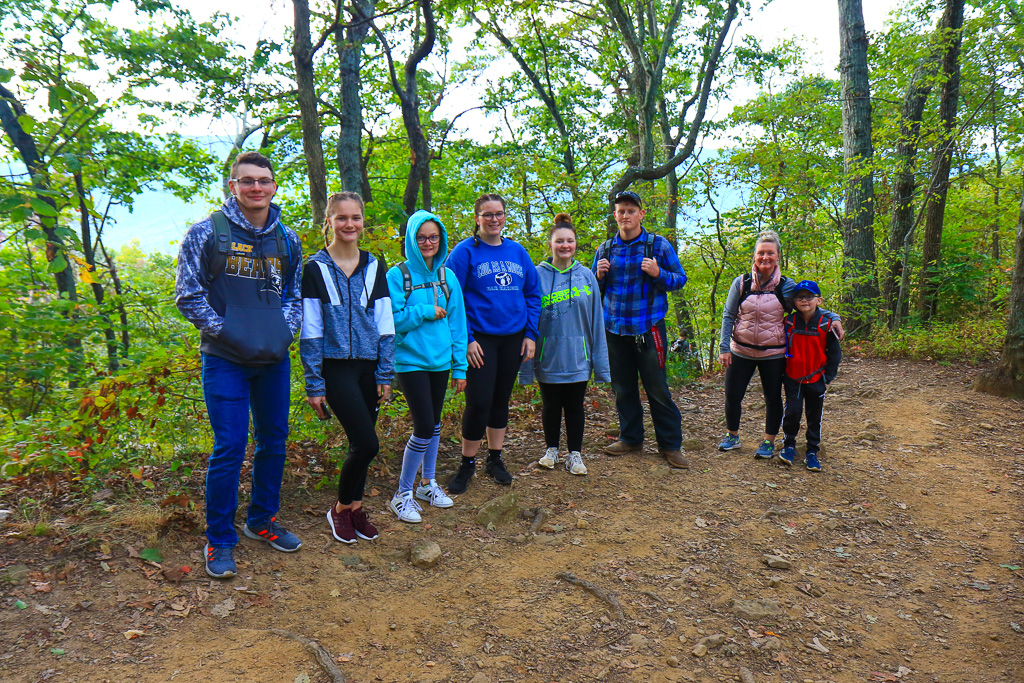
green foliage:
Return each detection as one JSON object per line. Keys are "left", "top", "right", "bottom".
{"left": 865, "top": 316, "right": 1004, "bottom": 364}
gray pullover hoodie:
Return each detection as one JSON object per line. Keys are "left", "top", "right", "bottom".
{"left": 520, "top": 260, "right": 610, "bottom": 384}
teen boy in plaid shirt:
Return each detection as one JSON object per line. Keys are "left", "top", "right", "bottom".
{"left": 592, "top": 190, "right": 689, "bottom": 469}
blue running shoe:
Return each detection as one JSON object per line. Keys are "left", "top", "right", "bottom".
{"left": 805, "top": 452, "right": 822, "bottom": 472}
{"left": 718, "top": 434, "right": 741, "bottom": 451}
{"left": 243, "top": 516, "right": 302, "bottom": 552}
{"left": 205, "top": 544, "right": 237, "bottom": 579}
{"left": 779, "top": 446, "right": 796, "bottom": 466}
{"left": 754, "top": 440, "right": 775, "bottom": 460}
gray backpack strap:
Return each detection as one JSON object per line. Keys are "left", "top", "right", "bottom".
{"left": 398, "top": 261, "right": 413, "bottom": 298}
{"left": 205, "top": 210, "right": 232, "bottom": 284}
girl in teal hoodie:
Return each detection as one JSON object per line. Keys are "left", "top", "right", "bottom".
{"left": 386, "top": 211, "right": 468, "bottom": 523}
{"left": 520, "top": 213, "right": 610, "bottom": 475}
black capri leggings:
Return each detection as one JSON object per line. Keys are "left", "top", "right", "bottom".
{"left": 724, "top": 354, "right": 786, "bottom": 436}
{"left": 323, "top": 359, "right": 379, "bottom": 505}
{"left": 398, "top": 370, "right": 449, "bottom": 439}
{"left": 538, "top": 381, "right": 588, "bottom": 452}
{"left": 462, "top": 331, "right": 525, "bottom": 441}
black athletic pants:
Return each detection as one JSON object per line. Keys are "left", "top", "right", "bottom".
{"left": 724, "top": 354, "right": 786, "bottom": 436}
{"left": 462, "top": 331, "right": 524, "bottom": 441}
{"left": 323, "top": 359, "right": 379, "bottom": 505}
{"left": 782, "top": 376, "right": 826, "bottom": 452}
{"left": 398, "top": 370, "right": 449, "bottom": 439}
{"left": 538, "top": 381, "right": 588, "bottom": 452}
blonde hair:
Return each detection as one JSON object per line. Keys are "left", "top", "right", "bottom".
{"left": 323, "top": 191, "right": 365, "bottom": 247}
{"left": 753, "top": 230, "right": 782, "bottom": 262}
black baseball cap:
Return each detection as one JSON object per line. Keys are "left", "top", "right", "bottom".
{"left": 613, "top": 190, "right": 643, "bottom": 208}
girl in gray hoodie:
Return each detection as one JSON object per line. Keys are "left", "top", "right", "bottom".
{"left": 520, "top": 213, "right": 610, "bottom": 475}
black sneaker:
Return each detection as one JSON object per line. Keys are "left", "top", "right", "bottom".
{"left": 485, "top": 455, "right": 513, "bottom": 485}
{"left": 447, "top": 460, "right": 476, "bottom": 495}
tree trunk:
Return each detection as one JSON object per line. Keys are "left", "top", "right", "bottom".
{"left": 1001, "top": 171, "right": 1024, "bottom": 378}
{"left": 974, "top": 170, "right": 1024, "bottom": 398}
{"left": 916, "top": 0, "right": 965, "bottom": 320}
{"left": 336, "top": 0, "right": 373, "bottom": 197}
{"left": 74, "top": 172, "right": 118, "bottom": 372}
{"left": 603, "top": 0, "right": 738, "bottom": 232}
{"left": 0, "top": 85, "right": 78, "bottom": 302}
{"left": 292, "top": 0, "right": 329, "bottom": 229}
{"left": 373, "top": 0, "right": 436, "bottom": 224}
{"left": 882, "top": 42, "right": 943, "bottom": 326}
{"left": 838, "top": 0, "right": 881, "bottom": 332}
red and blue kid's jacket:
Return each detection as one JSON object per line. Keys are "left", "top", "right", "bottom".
{"left": 784, "top": 309, "right": 842, "bottom": 385}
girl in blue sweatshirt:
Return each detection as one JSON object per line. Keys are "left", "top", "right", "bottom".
{"left": 301, "top": 192, "right": 395, "bottom": 544}
{"left": 520, "top": 213, "right": 610, "bottom": 476}
{"left": 386, "top": 211, "right": 468, "bottom": 522}
{"left": 445, "top": 193, "right": 541, "bottom": 493}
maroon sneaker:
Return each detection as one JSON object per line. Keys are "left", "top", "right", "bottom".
{"left": 350, "top": 506, "right": 379, "bottom": 541}
{"left": 326, "top": 506, "right": 357, "bottom": 544}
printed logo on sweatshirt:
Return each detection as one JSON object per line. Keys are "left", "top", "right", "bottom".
{"left": 225, "top": 254, "right": 282, "bottom": 282}
{"left": 231, "top": 242, "right": 254, "bottom": 253}
{"left": 475, "top": 260, "right": 523, "bottom": 291}
{"left": 542, "top": 285, "right": 592, "bottom": 308}
{"left": 495, "top": 272, "right": 512, "bottom": 287}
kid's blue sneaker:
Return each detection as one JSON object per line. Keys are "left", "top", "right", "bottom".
{"left": 717, "top": 434, "right": 741, "bottom": 451}
{"left": 753, "top": 440, "right": 775, "bottom": 460}
{"left": 205, "top": 544, "right": 237, "bottom": 579}
{"left": 805, "top": 452, "right": 822, "bottom": 472}
{"left": 778, "top": 446, "right": 796, "bottom": 466}
{"left": 243, "top": 517, "right": 302, "bottom": 552}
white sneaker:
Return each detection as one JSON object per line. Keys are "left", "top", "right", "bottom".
{"left": 538, "top": 447, "right": 559, "bottom": 469}
{"left": 414, "top": 479, "right": 454, "bottom": 509}
{"left": 565, "top": 451, "right": 587, "bottom": 475}
{"left": 389, "top": 491, "right": 422, "bottom": 523}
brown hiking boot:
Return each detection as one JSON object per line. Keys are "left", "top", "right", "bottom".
{"left": 604, "top": 440, "right": 642, "bottom": 456}
{"left": 661, "top": 449, "right": 689, "bottom": 469}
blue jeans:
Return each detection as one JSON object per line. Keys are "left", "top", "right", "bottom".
{"left": 606, "top": 320, "right": 682, "bottom": 450}
{"left": 201, "top": 353, "right": 290, "bottom": 547}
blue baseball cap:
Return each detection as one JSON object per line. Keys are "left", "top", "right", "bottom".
{"left": 793, "top": 280, "right": 821, "bottom": 297}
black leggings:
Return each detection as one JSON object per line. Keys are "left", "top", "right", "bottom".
{"left": 398, "top": 370, "right": 449, "bottom": 439}
{"left": 539, "top": 381, "right": 588, "bottom": 452}
{"left": 724, "top": 354, "right": 786, "bottom": 436}
{"left": 323, "top": 359, "right": 379, "bottom": 505}
{"left": 463, "top": 331, "right": 524, "bottom": 441}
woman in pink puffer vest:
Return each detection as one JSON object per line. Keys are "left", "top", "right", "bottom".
{"left": 716, "top": 231, "right": 842, "bottom": 459}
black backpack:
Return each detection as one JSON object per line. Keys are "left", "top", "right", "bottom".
{"left": 738, "top": 273, "right": 792, "bottom": 313}
{"left": 397, "top": 261, "right": 451, "bottom": 310}
{"left": 596, "top": 231, "right": 656, "bottom": 298}
{"left": 204, "top": 210, "right": 293, "bottom": 297}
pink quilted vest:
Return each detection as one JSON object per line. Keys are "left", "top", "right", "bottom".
{"left": 730, "top": 266, "right": 786, "bottom": 359}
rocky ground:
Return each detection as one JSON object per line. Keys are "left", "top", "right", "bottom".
{"left": 1, "top": 358, "right": 1023, "bottom": 683}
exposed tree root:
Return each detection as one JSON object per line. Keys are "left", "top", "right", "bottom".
{"left": 555, "top": 571, "right": 625, "bottom": 620}
{"left": 268, "top": 628, "right": 346, "bottom": 683}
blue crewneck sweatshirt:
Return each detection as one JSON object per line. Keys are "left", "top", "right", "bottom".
{"left": 445, "top": 235, "right": 541, "bottom": 343}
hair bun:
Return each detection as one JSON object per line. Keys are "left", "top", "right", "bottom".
{"left": 554, "top": 212, "right": 572, "bottom": 225}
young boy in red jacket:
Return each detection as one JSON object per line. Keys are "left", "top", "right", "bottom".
{"left": 779, "top": 280, "right": 842, "bottom": 471}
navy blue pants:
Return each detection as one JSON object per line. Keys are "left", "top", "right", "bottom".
{"left": 782, "top": 376, "right": 826, "bottom": 453}
{"left": 202, "top": 353, "right": 290, "bottom": 548}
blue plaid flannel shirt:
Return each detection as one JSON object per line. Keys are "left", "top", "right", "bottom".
{"left": 590, "top": 228, "right": 687, "bottom": 336}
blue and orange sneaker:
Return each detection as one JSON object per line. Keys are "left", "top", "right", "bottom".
{"left": 243, "top": 517, "right": 302, "bottom": 552}
{"left": 205, "top": 544, "right": 237, "bottom": 579}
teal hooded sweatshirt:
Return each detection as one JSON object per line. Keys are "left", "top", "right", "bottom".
{"left": 386, "top": 210, "right": 469, "bottom": 379}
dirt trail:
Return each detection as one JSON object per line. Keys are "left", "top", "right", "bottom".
{"left": 2, "top": 358, "right": 1023, "bottom": 683}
